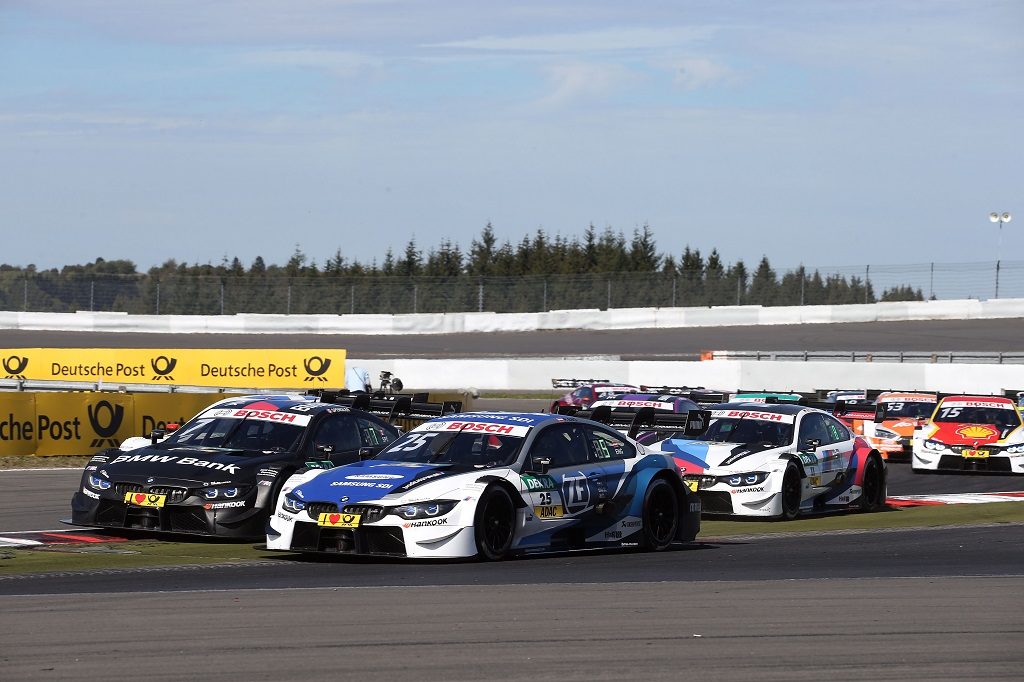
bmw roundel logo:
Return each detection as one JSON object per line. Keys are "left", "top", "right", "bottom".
{"left": 339, "top": 496, "right": 349, "bottom": 503}
{"left": 146, "top": 477, "right": 155, "bottom": 484}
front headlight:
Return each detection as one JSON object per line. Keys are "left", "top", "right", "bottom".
{"left": 200, "top": 486, "right": 248, "bottom": 500}
{"left": 923, "top": 439, "right": 947, "bottom": 452}
{"left": 720, "top": 472, "right": 770, "bottom": 487}
{"left": 874, "top": 427, "right": 900, "bottom": 440}
{"left": 86, "top": 474, "right": 112, "bottom": 491}
{"left": 390, "top": 500, "right": 459, "bottom": 520}
{"left": 281, "top": 492, "right": 306, "bottom": 513}
{"left": 1005, "top": 443, "right": 1024, "bottom": 454}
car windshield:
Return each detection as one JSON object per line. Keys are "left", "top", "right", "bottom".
{"left": 934, "top": 406, "right": 1021, "bottom": 429}
{"left": 702, "top": 417, "right": 794, "bottom": 447}
{"left": 375, "top": 429, "right": 524, "bottom": 468}
{"left": 881, "top": 401, "right": 935, "bottom": 419}
{"left": 163, "top": 416, "right": 304, "bottom": 453}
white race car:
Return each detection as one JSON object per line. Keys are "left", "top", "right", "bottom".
{"left": 266, "top": 411, "right": 700, "bottom": 560}
{"left": 911, "top": 395, "right": 1024, "bottom": 473}
{"left": 648, "top": 402, "right": 887, "bottom": 519}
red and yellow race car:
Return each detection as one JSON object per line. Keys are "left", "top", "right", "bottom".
{"left": 838, "top": 392, "right": 937, "bottom": 461}
{"left": 912, "top": 395, "right": 1024, "bottom": 473}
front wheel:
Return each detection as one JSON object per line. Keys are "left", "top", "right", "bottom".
{"left": 640, "top": 478, "right": 679, "bottom": 551}
{"left": 474, "top": 486, "right": 515, "bottom": 561}
{"left": 778, "top": 463, "right": 802, "bottom": 521}
{"left": 859, "top": 455, "right": 886, "bottom": 512}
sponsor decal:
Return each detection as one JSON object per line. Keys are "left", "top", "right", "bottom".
{"left": 621, "top": 519, "right": 642, "bottom": 528}
{"left": 87, "top": 400, "right": 125, "bottom": 448}
{"left": 943, "top": 400, "right": 1014, "bottom": 409}
{"left": 150, "top": 355, "right": 177, "bottom": 381}
{"left": 809, "top": 476, "right": 822, "bottom": 486}
{"left": 956, "top": 425, "right": 998, "bottom": 440}
{"left": 124, "top": 492, "right": 166, "bottom": 508}
{"left": 276, "top": 511, "right": 291, "bottom": 521}
{"left": 521, "top": 474, "right": 558, "bottom": 492}
{"left": 330, "top": 480, "right": 394, "bottom": 489}
{"left": 303, "top": 460, "right": 333, "bottom": 470}
{"left": 604, "top": 530, "right": 622, "bottom": 540}
{"left": 533, "top": 505, "right": 564, "bottom": 519}
{"left": 204, "top": 500, "right": 246, "bottom": 509}
{"left": 688, "top": 501, "right": 701, "bottom": 513}
{"left": 594, "top": 400, "right": 675, "bottom": 410}
{"left": 82, "top": 487, "right": 100, "bottom": 500}
{"left": 403, "top": 517, "right": 449, "bottom": 528}
{"left": 302, "top": 356, "right": 331, "bottom": 383}
{"left": 3, "top": 354, "right": 28, "bottom": 379}
{"left": 344, "top": 473, "right": 404, "bottom": 481}
{"left": 108, "top": 453, "right": 240, "bottom": 475}
{"left": 962, "top": 449, "right": 990, "bottom": 458}
{"left": 317, "top": 512, "right": 360, "bottom": 528}
{"left": 711, "top": 409, "right": 795, "bottom": 423}
{"left": 733, "top": 485, "right": 766, "bottom": 493}
{"left": 258, "top": 480, "right": 272, "bottom": 486}
{"left": 561, "top": 472, "right": 591, "bottom": 514}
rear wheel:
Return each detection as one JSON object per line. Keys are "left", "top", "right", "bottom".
{"left": 778, "top": 463, "right": 802, "bottom": 520}
{"left": 474, "top": 486, "right": 515, "bottom": 561}
{"left": 859, "top": 455, "right": 886, "bottom": 512}
{"left": 640, "top": 478, "right": 678, "bottom": 551}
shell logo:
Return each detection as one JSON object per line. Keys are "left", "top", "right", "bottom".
{"left": 956, "top": 425, "right": 997, "bottom": 439}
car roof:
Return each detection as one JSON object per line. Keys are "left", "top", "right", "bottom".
{"left": 208, "top": 394, "right": 339, "bottom": 415}
{"left": 431, "top": 412, "right": 562, "bottom": 427}
{"left": 939, "top": 395, "right": 1014, "bottom": 405}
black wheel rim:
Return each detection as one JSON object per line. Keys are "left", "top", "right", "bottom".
{"left": 482, "top": 494, "right": 513, "bottom": 553}
{"left": 646, "top": 484, "right": 676, "bottom": 545}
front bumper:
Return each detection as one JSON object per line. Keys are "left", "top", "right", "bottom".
{"left": 70, "top": 489, "right": 266, "bottom": 538}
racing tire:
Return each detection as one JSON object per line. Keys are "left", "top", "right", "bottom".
{"left": 474, "top": 485, "right": 515, "bottom": 561}
{"left": 778, "top": 463, "right": 802, "bottom": 521}
{"left": 640, "top": 478, "right": 679, "bottom": 551}
{"left": 859, "top": 455, "right": 886, "bottom": 512}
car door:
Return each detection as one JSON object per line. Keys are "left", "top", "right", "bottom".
{"left": 796, "top": 412, "right": 839, "bottom": 487}
{"left": 518, "top": 423, "right": 604, "bottom": 545}
{"left": 821, "top": 414, "right": 856, "bottom": 477}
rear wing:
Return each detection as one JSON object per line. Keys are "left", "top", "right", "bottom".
{"left": 317, "top": 391, "right": 463, "bottom": 429}
{"left": 551, "top": 378, "right": 610, "bottom": 389}
{"left": 639, "top": 385, "right": 729, "bottom": 404}
{"left": 560, "top": 405, "right": 711, "bottom": 440}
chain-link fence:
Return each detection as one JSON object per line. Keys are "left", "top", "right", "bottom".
{"left": 0, "top": 261, "right": 1021, "bottom": 316}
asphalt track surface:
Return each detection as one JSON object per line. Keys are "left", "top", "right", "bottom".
{"left": 2, "top": 317, "right": 1024, "bottom": 357}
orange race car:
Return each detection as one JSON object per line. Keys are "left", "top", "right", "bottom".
{"left": 837, "top": 392, "right": 938, "bottom": 461}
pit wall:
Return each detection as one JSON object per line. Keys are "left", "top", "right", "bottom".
{"left": 1, "top": 297, "right": 1023, "bottom": 334}
{"left": 352, "top": 358, "right": 1024, "bottom": 396}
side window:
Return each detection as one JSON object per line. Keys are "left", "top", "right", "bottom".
{"left": 586, "top": 427, "right": 635, "bottom": 461}
{"left": 308, "top": 415, "right": 362, "bottom": 454}
{"left": 797, "top": 414, "right": 830, "bottom": 448}
{"left": 357, "top": 417, "right": 396, "bottom": 447}
{"left": 823, "top": 415, "right": 850, "bottom": 444}
{"left": 530, "top": 424, "right": 590, "bottom": 468}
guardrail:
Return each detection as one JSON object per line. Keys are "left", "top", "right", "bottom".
{"left": 707, "top": 351, "right": 1024, "bottom": 364}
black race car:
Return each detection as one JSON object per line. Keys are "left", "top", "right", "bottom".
{"left": 69, "top": 392, "right": 457, "bottom": 538}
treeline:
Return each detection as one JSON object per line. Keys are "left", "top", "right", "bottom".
{"left": 0, "top": 224, "right": 922, "bottom": 315}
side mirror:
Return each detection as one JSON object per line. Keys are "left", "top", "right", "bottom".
{"left": 801, "top": 438, "right": 821, "bottom": 452}
{"left": 150, "top": 428, "right": 165, "bottom": 445}
{"left": 873, "top": 405, "right": 885, "bottom": 423}
{"left": 530, "top": 457, "right": 551, "bottom": 475}
{"left": 358, "top": 447, "right": 377, "bottom": 461}
{"left": 315, "top": 443, "right": 335, "bottom": 454}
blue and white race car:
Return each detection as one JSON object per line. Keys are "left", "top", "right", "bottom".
{"left": 266, "top": 411, "right": 700, "bottom": 560}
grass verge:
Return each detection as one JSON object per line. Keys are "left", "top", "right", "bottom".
{"left": 2, "top": 502, "right": 1022, "bottom": 576}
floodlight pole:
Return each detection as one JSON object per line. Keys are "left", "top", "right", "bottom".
{"left": 989, "top": 212, "right": 1012, "bottom": 299}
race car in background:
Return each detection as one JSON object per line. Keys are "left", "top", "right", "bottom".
{"left": 912, "top": 395, "right": 1024, "bottom": 474}
{"left": 731, "top": 392, "right": 804, "bottom": 403}
{"left": 70, "top": 394, "right": 458, "bottom": 537}
{"left": 267, "top": 411, "right": 700, "bottom": 560}
{"left": 647, "top": 402, "right": 887, "bottom": 520}
{"left": 839, "top": 392, "right": 938, "bottom": 461}
{"left": 550, "top": 378, "right": 638, "bottom": 412}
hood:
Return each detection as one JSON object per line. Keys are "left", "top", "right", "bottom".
{"left": 882, "top": 418, "right": 925, "bottom": 437}
{"left": 292, "top": 460, "right": 471, "bottom": 505}
{"left": 654, "top": 439, "right": 782, "bottom": 474}
{"left": 927, "top": 422, "right": 1016, "bottom": 446}
{"left": 92, "top": 446, "right": 281, "bottom": 485}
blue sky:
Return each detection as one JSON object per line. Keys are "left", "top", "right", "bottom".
{"left": 1, "top": 0, "right": 1021, "bottom": 271}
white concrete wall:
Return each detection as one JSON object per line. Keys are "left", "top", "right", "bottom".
{"left": 347, "top": 358, "right": 1024, "bottom": 395}
{"left": 1, "top": 297, "right": 1022, "bottom": 335}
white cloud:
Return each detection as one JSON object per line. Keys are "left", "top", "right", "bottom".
{"left": 427, "top": 25, "right": 716, "bottom": 54}
{"left": 239, "top": 49, "right": 383, "bottom": 77}
{"left": 669, "top": 57, "right": 735, "bottom": 90}
{"left": 534, "top": 61, "right": 636, "bottom": 109}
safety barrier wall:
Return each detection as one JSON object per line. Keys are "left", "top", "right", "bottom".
{"left": 0, "top": 297, "right": 1022, "bottom": 335}
{"left": 350, "top": 358, "right": 1024, "bottom": 396}
{"left": 0, "top": 393, "right": 224, "bottom": 457}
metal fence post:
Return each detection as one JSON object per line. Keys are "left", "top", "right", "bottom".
{"left": 929, "top": 262, "right": 934, "bottom": 300}
{"left": 90, "top": 280, "right": 95, "bottom": 312}
{"left": 220, "top": 282, "right": 225, "bottom": 315}
{"left": 350, "top": 284, "right": 355, "bottom": 315}
{"left": 413, "top": 283, "right": 418, "bottom": 314}
{"left": 736, "top": 277, "right": 741, "bottom": 305}
{"left": 864, "top": 265, "right": 870, "bottom": 303}
{"left": 672, "top": 275, "right": 677, "bottom": 307}
{"left": 23, "top": 276, "right": 28, "bottom": 311}
{"left": 542, "top": 279, "right": 547, "bottom": 312}
{"left": 800, "top": 274, "right": 805, "bottom": 306}
{"left": 156, "top": 282, "right": 161, "bottom": 315}
{"left": 478, "top": 281, "right": 483, "bottom": 312}
{"left": 606, "top": 279, "right": 611, "bottom": 310}
{"left": 287, "top": 284, "right": 292, "bottom": 315}
{"left": 995, "top": 260, "right": 1001, "bottom": 299}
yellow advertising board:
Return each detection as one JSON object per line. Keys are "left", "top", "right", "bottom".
{"left": 0, "top": 392, "right": 228, "bottom": 456}
{"left": 1, "top": 348, "right": 346, "bottom": 389}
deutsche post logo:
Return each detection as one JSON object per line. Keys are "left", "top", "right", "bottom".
{"left": 88, "top": 400, "right": 126, "bottom": 448}
{"left": 2, "top": 355, "right": 28, "bottom": 379}
{"left": 303, "top": 356, "right": 331, "bottom": 383}
{"left": 956, "top": 425, "right": 997, "bottom": 440}
{"left": 150, "top": 355, "right": 177, "bottom": 381}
